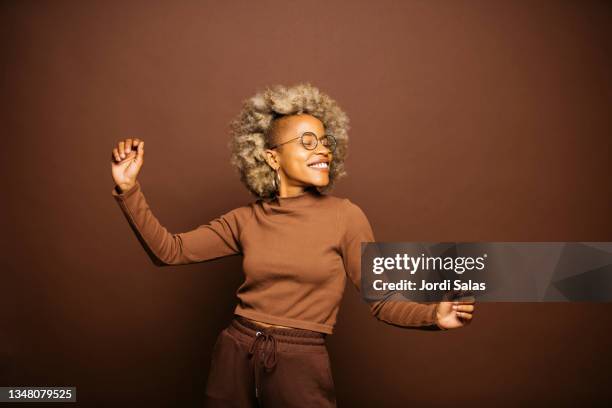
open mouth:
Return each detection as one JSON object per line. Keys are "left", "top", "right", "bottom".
{"left": 307, "top": 162, "right": 329, "bottom": 170}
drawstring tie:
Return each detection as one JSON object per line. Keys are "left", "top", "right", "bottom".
{"left": 248, "top": 330, "right": 278, "bottom": 400}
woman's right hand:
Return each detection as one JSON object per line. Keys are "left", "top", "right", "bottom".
{"left": 111, "top": 138, "right": 144, "bottom": 193}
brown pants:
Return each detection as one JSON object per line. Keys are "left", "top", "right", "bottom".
{"left": 204, "top": 315, "right": 337, "bottom": 407}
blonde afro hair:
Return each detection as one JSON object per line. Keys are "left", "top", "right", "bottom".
{"left": 228, "top": 82, "right": 350, "bottom": 200}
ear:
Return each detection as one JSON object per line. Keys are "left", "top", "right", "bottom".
{"left": 264, "top": 148, "right": 280, "bottom": 171}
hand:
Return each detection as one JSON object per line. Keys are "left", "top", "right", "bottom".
{"left": 110, "top": 138, "right": 144, "bottom": 193}
{"left": 435, "top": 294, "right": 476, "bottom": 330}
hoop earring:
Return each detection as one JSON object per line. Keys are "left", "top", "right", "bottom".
{"left": 272, "top": 169, "right": 281, "bottom": 195}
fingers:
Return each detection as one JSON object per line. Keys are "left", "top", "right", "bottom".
{"left": 125, "top": 138, "right": 133, "bottom": 154}
{"left": 125, "top": 137, "right": 142, "bottom": 153}
{"left": 453, "top": 304, "right": 474, "bottom": 313}
{"left": 453, "top": 302, "right": 475, "bottom": 325}
{"left": 136, "top": 140, "right": 144, "bottom": 162}
{"left": 456, "top": 311, "right": 473, "bottom": 321}
{"left": 120, "top": 140, "right": 127, "bottom": 159}
{"left": 454, "top": 298, "right": 476, "bottom": 304}
{"left": 131, "top": 138, "right": 142, "bottom": 152}
{"left": 112, "top": 138, "right": 143, "bottom": 163}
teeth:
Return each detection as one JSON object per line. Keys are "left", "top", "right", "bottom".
{"left": 308, "top": 162, "right": 328, "bottom": 168}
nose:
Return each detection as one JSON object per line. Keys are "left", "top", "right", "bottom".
{"left": 313, "top": 138, "right": 331, "bottom": 155}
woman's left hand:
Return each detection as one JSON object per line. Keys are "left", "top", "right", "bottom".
{"left": 435, "top": 297, "right": 476, "bottom": 330}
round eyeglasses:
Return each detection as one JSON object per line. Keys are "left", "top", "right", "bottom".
{"left": 268, "top": 132, "right": 337, "bottom": 153}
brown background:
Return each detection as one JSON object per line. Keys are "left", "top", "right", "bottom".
{"left": 2, "top": 0, "right": 611, "bottom": 406}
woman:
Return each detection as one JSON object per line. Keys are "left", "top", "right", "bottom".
{"left": 110, "top": 83, "right": 475, "bottom": 407}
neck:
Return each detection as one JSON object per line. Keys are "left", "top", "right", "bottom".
{"left": 278, "top": 185, "right": 317, "bottom": 199}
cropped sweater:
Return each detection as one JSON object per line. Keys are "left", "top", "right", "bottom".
{"left": 111, "top": 182, "right": 440, "bottom": 334}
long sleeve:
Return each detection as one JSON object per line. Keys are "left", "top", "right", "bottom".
{"left": 339, "top": 199, "right": 442, "bottom": 330}
{"left": 111, "top": 181, "right": 252, "bottom": 266}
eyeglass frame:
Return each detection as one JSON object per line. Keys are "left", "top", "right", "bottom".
{"left": 268, "top": 131, "right": 337, "bottom": 153}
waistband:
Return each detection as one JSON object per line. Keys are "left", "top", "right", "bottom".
{"left": 230, "top": 315, "right": 326, "bottom": 345}
{"left": 229, "top": 315, "right": 326, "bottom": 401}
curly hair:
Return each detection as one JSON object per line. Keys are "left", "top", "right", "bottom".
{"left": 228, "top": 82, "right": 350, "bottom": 200}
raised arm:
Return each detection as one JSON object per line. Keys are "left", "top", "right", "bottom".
{"left": 338, "top": 199, "right": 443, "bottom": 330}
{"left": 109, "top": 137, "right": 251, "bottom": 266}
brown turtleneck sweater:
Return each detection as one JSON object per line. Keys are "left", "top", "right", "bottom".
{"left": 111, "top": 182, "right": 440, "bottom": 334}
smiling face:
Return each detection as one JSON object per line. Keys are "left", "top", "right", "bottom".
{"left": 264, "top": 113, "right": 333, "bottom": 197}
